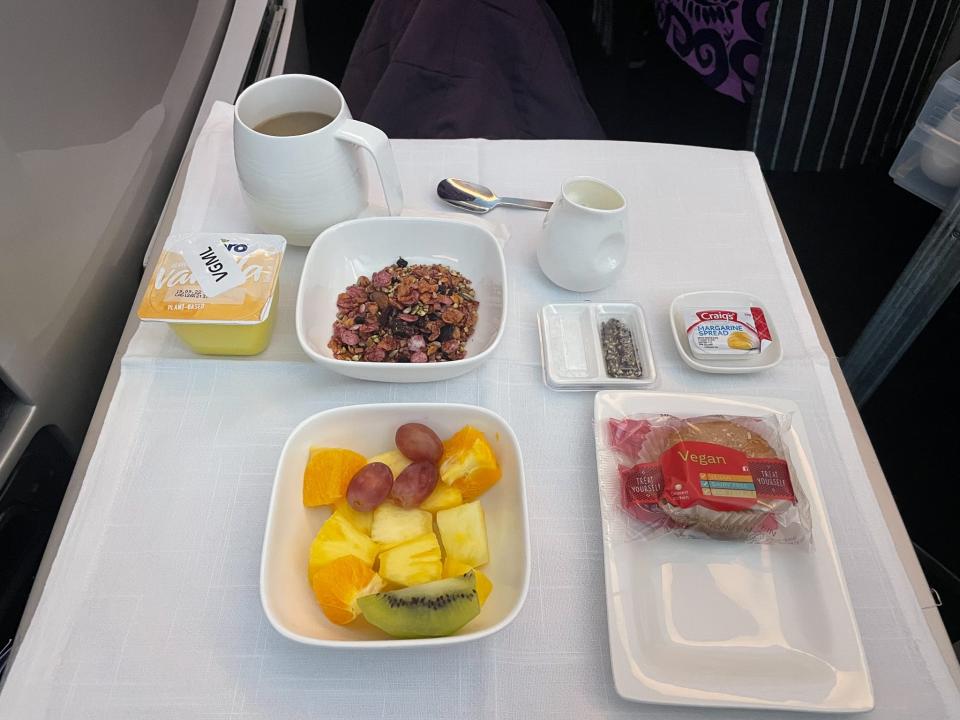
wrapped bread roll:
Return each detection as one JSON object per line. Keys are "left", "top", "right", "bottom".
{"left": 659, "top": 421, "right": 794, "bottom": 538}
{"left": 612, "top": 414, "right": 810, "bottom": 544}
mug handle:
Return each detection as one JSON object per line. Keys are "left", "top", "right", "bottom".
{"left": 335, "top": 119, "right": 404, "bottom": 216}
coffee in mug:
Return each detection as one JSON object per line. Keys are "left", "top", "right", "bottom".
{"left": 253, "top": 111, "right": 334, "bottom": 137}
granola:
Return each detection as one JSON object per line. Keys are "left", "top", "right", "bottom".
{"left": 328, "top": 258, "right": 479, "bottom": 363}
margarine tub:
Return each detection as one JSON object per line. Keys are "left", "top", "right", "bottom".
{"left": 683, "top": 305, "right": 774, "bottom": 359}
{"left": 138, "top": 232, "right": 286, "bottom": 355}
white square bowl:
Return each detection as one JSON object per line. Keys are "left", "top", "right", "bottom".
{"left": 296, "top": 216, "right": 507, "bottom": 382}
{"left": 260, "top": 403, "right": 530, "bottom": 648}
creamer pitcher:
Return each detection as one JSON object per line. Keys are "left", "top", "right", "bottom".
{"left": 537, "top": 177, "right": 627, "bottom": 292}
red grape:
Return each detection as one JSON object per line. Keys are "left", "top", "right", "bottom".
{"left": 346, "top": 462, "right": 393, "bottom": 511}
{"left": 395, "top": 423, "right": 443, "bottom": 463}
{"left": 390, "top": 461, "right": 439, "bottom": 508}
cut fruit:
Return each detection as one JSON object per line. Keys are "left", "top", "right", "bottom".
{"left": 345, "top": 462, "right": 393, "bottom": 512}
{"left": 333, "top": 498, "right": 373, "bottom": 535}
{"left": 395, "top": 423, "right": 443, "bottom": 463}
{"left": 310, "top": 555, "right": 385, "bottom": 624}
{"left": 390, "top": 462, "right": 438, "bottom": 508}
{"left": 357, "top": 572, "right": 480, "bottom": 638}
{"left": 436, "top": 501, "right": 489, "bottom": 567}
{"left": 308, "top": 512, "right": 380, "bottom": 578}
{"left": 370, "top": 503, "right": 432, "bottom": 548}
{"left": 377, "top": 532, "right": 442, "bottom": 587}
{"left": 368, "top": 449, "right": 412, "bottom": 479}
{"left": 438, "top": 426, "right": 501, "bottom": 500}
{"left": 443, "top": 558, "right": 492, "bottom": 606}
{"left": 303, "top": 448, "right": 367, "bottom": 506}
{"left": 419, "top": 483, "right": 463, "bottom": 513}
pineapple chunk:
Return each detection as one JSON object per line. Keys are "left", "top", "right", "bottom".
{"left": 333, "top": 498, "right": 373, "bottom": 535}
{"left": 308, "top": 512, "right": 379, "bottom": 578}
{"left": 419, "top": 483, "right": 463, "bottom": 513}
{"left": 368, "top": 449, "right": 412, "bottom": 478}
{"left": 371, "top": 504, "right": 432, "bottom": 548}
{"left": 443, "top": 558, "right": 493, "bottom": 606}
{"left": 442, "top": 556, "right": 472, "bottom": 577}
{"left": 436, "top": 501, "right": 489, "bottom": 567}
{"left": 377, "top": 532, "right": 442, "bottom": 586}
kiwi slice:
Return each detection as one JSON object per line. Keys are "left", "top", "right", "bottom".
{"left": 358, "top": 572, "right": 480, "bottom": 638}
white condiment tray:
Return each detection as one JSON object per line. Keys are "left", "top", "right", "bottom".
{"left": 538, "top": 302, "right": 657, "bottom": 391}
{"left": 670, "top": 290, "right": 783, "bottom": 374}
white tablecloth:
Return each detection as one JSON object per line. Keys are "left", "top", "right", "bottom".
{"left": 2, "top": 103, "right": 957, "bottom": 719}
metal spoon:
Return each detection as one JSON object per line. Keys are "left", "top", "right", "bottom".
{"left": 437, "top": 178, "right": 552, "bottom": 213}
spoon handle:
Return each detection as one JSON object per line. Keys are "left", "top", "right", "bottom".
{"left": 498, "top": 197, "right": 553, "bottom": 211}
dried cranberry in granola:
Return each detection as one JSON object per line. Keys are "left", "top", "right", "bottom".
{"left": 328, "top": 259, "right": 479, "bottom": 363}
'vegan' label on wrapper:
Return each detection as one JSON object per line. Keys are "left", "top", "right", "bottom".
{"left": 619, "top": 441, "right": 795, "bottom": 517}
{"left": 660, "top": 440, "right": 794, "bottom": 512}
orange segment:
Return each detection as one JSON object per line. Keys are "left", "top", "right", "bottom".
{"left": 303, "top": 448, "right": 366, "bottom": 506}
{"left": 439, "top": 426, "right": 501, "bottom": 501}
{"left": 310, "top": 555, "right": 385, "bottom": 625}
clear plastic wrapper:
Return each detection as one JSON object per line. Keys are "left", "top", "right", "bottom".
{"left": 598, "top": 411, "right": 811, "bottom": 545}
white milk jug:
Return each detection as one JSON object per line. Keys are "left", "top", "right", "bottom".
{"left": 537, "top": 177, "right": 627, "bottom": 292}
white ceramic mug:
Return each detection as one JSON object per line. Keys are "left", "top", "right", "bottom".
{"left": 234, "top": 74, "right": 403, "bottom": 246}
{"left": 537, "top": 177, "right": 627, "bottom": 292}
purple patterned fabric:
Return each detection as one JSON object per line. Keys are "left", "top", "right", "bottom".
{"left": 655, "top": 0, "right": 769, "bottom": 103}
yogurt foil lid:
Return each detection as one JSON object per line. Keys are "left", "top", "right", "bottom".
{"left": 138, "top": 233, "right": 285, "bottom": 325}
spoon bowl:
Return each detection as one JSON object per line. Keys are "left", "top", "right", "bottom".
{"left": 437, "top": 178, "right": 551, "bottom": 214}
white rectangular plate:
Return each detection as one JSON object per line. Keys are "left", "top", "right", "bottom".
{"left": 594, "top": 391, "right": 873, "bottom": 712}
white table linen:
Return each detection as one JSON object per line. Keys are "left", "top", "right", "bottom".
{"left": 2, "top": 103, "right": 957, "bottom": 719}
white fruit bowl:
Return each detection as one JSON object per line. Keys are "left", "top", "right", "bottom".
{"left": 295, "top": 216, "right": 507, "bottom": 382}
{"left": 260, "top": 403, "right": 530, "bottom": 647}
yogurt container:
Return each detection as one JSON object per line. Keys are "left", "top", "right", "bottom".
{"left": 138, "top": 232, "right": 285, "bottom": 355}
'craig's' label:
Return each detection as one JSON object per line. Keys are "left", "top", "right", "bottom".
{"left": 683, "top": 306, "right": 774, "bottom": 358}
